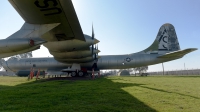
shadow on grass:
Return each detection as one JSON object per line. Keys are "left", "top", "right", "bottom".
{"left": 139, "top": 86, "right": 200, "bottom": 99}
{"left": 0, "top": 77, "right": 157, "bottom": 112}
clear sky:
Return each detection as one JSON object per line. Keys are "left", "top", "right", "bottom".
{"left": 0, "top": 0, "right": 200, "bottom": 72}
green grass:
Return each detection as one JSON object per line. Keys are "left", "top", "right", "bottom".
{"left": 0, "top": 76, "right": 34, "bottom": 86}
{"left": 0, "top": 76, "right": 200, "bottom": 112}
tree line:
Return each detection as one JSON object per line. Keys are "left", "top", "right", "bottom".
{"left": 101, "top": 66, "right": 148, "bottom": 75}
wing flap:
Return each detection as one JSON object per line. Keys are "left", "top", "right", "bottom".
{"left": 158, "top": 48, "right": 197, "bottom": 58}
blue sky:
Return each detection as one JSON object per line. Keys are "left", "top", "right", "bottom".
{"left": 0, "top": 0, "right": 200, "bottom": 71}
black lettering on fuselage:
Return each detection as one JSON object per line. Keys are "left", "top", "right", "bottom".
{"left": 34, "top": 0, "right": 62, "bottom": 16}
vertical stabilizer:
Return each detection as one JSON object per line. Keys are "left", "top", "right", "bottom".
{"left": 143, "top": 23, "right": 180, "bottom": 54}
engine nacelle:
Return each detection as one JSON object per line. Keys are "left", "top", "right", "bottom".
{"left": 43, "top": 35, "right": 99, "bottom": 52}
{"left": 0, "top": 38, "right": 46, "bottom": 53}
{"left": 50, "top": 47, "right": 100, "bottom": 59}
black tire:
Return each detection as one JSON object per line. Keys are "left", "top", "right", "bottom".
{"left": 78, "top": 71, "right": 84, "bottom": 77}
{"left": 71, "top": 72, "right": 77, "bottom": 77}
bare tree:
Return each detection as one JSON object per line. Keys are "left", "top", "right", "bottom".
{"left": 132, "top": 66, "right": 148, "bottom": 76}
{"left": 137, "top": 66, "right": 148, "bottom": 74}
{"left": 127, "top": 68, "right": 133, "bottom": 73}
{"left": 19, "top": 52, "right": 32, "bottom": 58}
{"left": 118, "top": 69, "right": 124, "bottom": 73}
{"left": 112, "top": 70, "right": 118, "bottom": 75}
{"left": 0, "top": 58, "right": 5, "bottom": 71}
{"left": 132, "top": 68, "right": 138, "bottom": 76}
{"left": 7, "top": 52, "right": 32, "bottom": 61}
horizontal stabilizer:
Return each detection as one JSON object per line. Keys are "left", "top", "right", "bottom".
{"left": 158, "top": 48, "right": 197, "bottom": 58}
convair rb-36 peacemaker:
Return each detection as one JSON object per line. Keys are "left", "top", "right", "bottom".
{"left": 2, "top": 0, "right": 197, "bottom": 77}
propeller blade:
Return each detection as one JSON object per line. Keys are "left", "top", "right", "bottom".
{"left": 91, "top": 24, "right": 94, "bottom": 55}
{"left": 97, "top": 44, "right": 98, "bottom": 57}
{"left": 92, "top": 44, "right": 94, "bottom": 54}
{"left": 92, "top": 24, "right": 94, "bottom": 40}
{"left": 91, "top": 24, "right": 99, "bottom": 70}
{"left": 91, "top": 25, "right": 99, "bottom": 63}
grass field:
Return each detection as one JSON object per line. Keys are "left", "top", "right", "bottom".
{"left": 0, "top": 76, "right": 200, "bottom": 112}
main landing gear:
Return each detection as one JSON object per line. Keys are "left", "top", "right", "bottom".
{"left": 70, "top": 71, "right": 85, "bottom": 77}
{"left": 61, "top": 64, "right": 86, "bottom": 77}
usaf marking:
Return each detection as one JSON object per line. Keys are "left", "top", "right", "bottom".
{"left": 126, "top": 57, "right": 131, "bottom": 62}
{"left": 34, "top": 0, "right": 62, "bottom": 16}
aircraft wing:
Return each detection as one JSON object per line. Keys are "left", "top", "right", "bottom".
{"left": 8, "top": 0, "right": 85, "bottom": 41}
{"left": 158, "top": 48, "right": 197, "bottom": 58}
{"left": 8, "top": 0, "right": 99, "bottom": 63}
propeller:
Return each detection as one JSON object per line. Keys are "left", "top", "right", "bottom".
{"left": 91, "top": 24, "right": 98, "bottom": 60}
{"left": 92, "top": 24, "right": 94, "bottom": 56}
{"left": 91, "top": 25, "right": 98, "bottom": 71}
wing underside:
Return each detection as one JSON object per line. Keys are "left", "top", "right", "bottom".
{"left": 8, "top": 0, "right": 100, "bottom": 63}
{"left": 9, "top": 0, "right": 85, "bottom": 41}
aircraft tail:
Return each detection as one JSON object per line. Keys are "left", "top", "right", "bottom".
{"left": 143, "top": 23, "right": 180, "bottom": 54}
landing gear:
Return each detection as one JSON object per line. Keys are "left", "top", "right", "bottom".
{"left": 64, "top": 69, "right": 87, "bottom": 77}
{"left": 71, "top": 72, "right": 77, "bottom": 77}
{"left": 78, "top": 71, "right": 84, "bottom": 77}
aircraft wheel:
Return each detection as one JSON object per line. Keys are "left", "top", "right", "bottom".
{"left": 78, "top": 71, "right": 84, "bottom": 77}
{"left": 71, "top": 72, "right": 77, "bottom": 77}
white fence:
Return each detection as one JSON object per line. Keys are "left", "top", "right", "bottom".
{"left": 148, "top": 69, "right": 200, "bottom": 75}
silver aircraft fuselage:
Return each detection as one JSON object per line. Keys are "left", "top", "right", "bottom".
{"left": 3, "top": 53, "right": 177, "bottom": 72}
{"left": 94, "top": 54, "right": 176, "bottom": 69}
